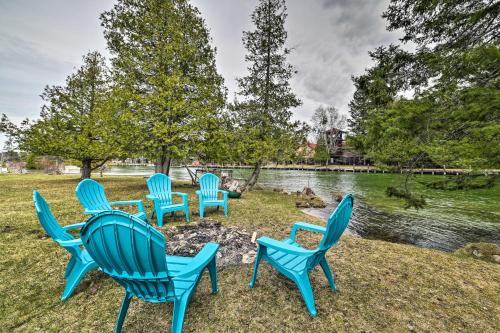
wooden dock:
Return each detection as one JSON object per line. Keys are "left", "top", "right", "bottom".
{"left": 191, "top": 164, "right": 499, "bottom": 176}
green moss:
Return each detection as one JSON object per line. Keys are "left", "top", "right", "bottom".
{"left": 422, "top": 175, "right": 497, "bottom": 191}
{"left": 295, "top": 194, "right": 326, "bottom": 208}
{"left": 454, "top": 242, "right": 500, "bottom": 264}
{"left": 1, "top": 174, "right": 499, "bottom": 332}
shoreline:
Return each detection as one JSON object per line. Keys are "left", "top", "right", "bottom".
{"left": 189, "top": 164, "right": 500, "bottom": 175}
{"left": 52, "top": 163, "right": 500, "bottom": 176}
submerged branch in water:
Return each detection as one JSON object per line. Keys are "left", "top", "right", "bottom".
{"left": 386, "top": 186, "right": 426, "bottom": 210}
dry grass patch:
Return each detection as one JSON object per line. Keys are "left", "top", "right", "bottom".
{"left": 0, "top": 174, "right": 499, "bottom": 332}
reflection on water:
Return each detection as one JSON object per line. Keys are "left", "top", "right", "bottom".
{"left": 104, "top": 165, "right": 500, "bottom": 251}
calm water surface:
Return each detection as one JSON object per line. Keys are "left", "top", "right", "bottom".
{"left": 105, "top": 166, "right": 500, "bottom": 251}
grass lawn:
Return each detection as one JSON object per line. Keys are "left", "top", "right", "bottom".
{"left": 1, "top": 174, "right": 499, "bottom": 332}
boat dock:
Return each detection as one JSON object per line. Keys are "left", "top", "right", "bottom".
{"left": 193, "top": 164, "right": 499, "bottom": 176}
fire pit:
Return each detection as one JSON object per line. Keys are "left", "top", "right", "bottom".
{"left": 162, "top": 219, "right": 257, "bottom": 269}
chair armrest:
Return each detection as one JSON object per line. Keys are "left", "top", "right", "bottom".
{"left": 257, "top": 237, "right": 314, "bottom": 256}
{"left": 62, "top": 222, "right": 86, "bottom": 231}
{"left": 146, "top": 194, "right": 156, "bottom": 200}
{"left": 110, "top": 200, "right": 143, "bottom": 206}
{"left": 110, "top": 200, "right": 146, "bottom": 213}
{"left": 289, "top": 222, "right": 326, "bottom": 241}
{"left": 58, "top": 239, "right": 83, "bottom": 247}
{"left": 196, "top": 190, "right": 203, "bottom": 200}
{"left": 175, "top": 243, "right": 219, "bottom": 278}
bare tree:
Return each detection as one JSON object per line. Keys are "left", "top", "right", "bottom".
{"left": 311, "top": 105, "right": 347, "bottom": 162}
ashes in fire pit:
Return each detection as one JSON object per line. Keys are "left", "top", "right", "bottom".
{"left": 162, "top": 218, "right": 257, "bottom": 269}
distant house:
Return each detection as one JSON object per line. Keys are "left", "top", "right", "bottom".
{"left": 324, "top": 128, "right": 365, "bottom": 165}
{"left": 297, "top": 142, "right": 317, "bottom": 160}
{"left": 307, "top": 142, "right": 317, "bottom": 150}
{"left": 115, "top": 157, "right": 150, "bottom": 165}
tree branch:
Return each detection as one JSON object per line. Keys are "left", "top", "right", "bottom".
{"left": 91, "top": 157, "right": 110, "bottom": 171}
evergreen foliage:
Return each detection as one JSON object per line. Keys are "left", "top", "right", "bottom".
{"left": 313, "top": 137, "right": 330, "bottom": 165}
{"left": 101, "top": 0, "right": 226, "bottom": 174}
{"left": 0, "top": 52, "right": 124, "bottom": 178}
{"left": 232, "top": 0, "right": 304, "bottom": 190}
{"left": 348, "top": 0, "right": 500, "bottom": 208}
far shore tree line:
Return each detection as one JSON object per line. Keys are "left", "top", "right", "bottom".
{"left": 347, "top": 0, "right": 499, "bottom": 207}
{"left": 1, "top": 0, "right": 498, "bottom": 201}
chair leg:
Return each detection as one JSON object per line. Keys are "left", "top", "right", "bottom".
{"left": 115, "top": 292, "right": 133, "bottom": 333}
{"left": 319, "top": 257, "right": 337, "bottom": 291}
{"left": 185, "top": 205, "right": 190, "bottom": 223}
{"left": 199, "top": 204, "right": 204, "bottom": 219}
{"left": 61, "top": 261, "right": 96, "bottom": 301}
{"left": 172, "top": 294, "right": 190, "bottom": 333}
{"left": 295, "top": 273, "right": 317, "bottom": 317}
{"left": 64, "top": 256, "right": 76, "bottom": 278}
{"left": 249, "top": 246, "right": 264, "bottom": 288}
{"left": 157, "top": 210, "right": 164, "bottom": 227}
{"left": 208, "top": 257, "right": 218, "bottom": 294}
{"left": 223, "top": 203, "right": 228, "bottom": 217}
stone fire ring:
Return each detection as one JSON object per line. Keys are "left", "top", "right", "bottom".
{"left": 162, "top": 218, "right": 257, "bottom": 269}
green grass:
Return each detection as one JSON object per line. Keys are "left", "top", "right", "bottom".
{"left": 1, "top": 174, "right": 499, "bottom": 332}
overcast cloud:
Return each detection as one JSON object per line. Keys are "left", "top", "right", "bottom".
{"left": 0, "top": 0, "right": 401, "bottom": 146}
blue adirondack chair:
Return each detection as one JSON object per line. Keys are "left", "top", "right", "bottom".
{"left": 196, "top": 173, "right": 228, "bottom": 218}
{"left": 146, "top": 173, "right": 189, "bottom": 226}
{"left": 75, "top": 178, "right": 148, "bottom": 222}
{"left": 249, "top": 193, "right": 354, "bottom": 316}
{"left": 33, "top": 191, "right": 98, "bottom": 301}
{"left": 80, "top": 211, "right": 219, "bottom": 333}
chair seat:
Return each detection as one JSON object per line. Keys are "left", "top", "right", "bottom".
{"left": 202, "top": 199, "right": 224, "bottom": 206}
{"left": 150, "top": 256, "right": 199, "bottom": 301}
{"left": 266, "top": 239, "right": 309, "bottom": 272}
{"left": 166, "top": 256, "right": 193, "bottom": 274}
{"left": 135, "top": 254, "right": 215, "bottom": 302}
{"left": 160, "top": 203, "right": 185, "bottom": 211}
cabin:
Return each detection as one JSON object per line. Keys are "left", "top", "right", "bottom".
{"left": 324, "top": 128, "right": 365, "bottom": 165}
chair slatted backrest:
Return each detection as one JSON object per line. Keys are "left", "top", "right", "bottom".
{"left": 80, "top": 211, "right": 173, "bottom": 301}
{"left": 76, "top": 179, "right": 112, "bottom": 212}
{"left": 319, "top": 193, "right": 354, "bottom": 251}
{"left": 33, "top": 191, "right": 75, "bottom": 243}
{"left": 199, "top": 173, "right": 220, "bottom": 200}
{"left": 147, "top": 173, "right": 173, "bottom": 206}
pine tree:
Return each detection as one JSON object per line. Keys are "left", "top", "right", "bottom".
{"left": 1, "top": 52, "right": 124, "bottom": 179}
{"left": 101, "top": 0, "right": 226, "bottom": 174}
{"left": 234, "top": 0, "right": 302, "bottom": 190}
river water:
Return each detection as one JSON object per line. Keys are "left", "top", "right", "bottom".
{"left": 103, "top": 165, "right": 500, "bottom": 252}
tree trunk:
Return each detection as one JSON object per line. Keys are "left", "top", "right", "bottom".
{"left": 155, "top": 155, "right": 171, "bottom": 175}
{"left": 243, "top": 161, "right": 263, "bottom": 191}
{"left": 81, "top": 159, "right": 92, "bottom": 179}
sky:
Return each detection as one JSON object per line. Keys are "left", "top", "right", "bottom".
{"left": 0, "top": 0, "right": 402, "bottom": 146}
